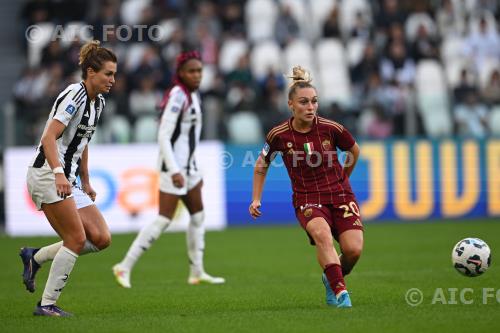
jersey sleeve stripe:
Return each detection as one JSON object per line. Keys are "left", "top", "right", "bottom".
{"left": 319, "top": 119, "right": 343, "bottom": 132}
{"left": 266, "top": 123, "right": 288, "bottom": 142}
{"left": 268, "top": 127, "right": 288, "bottom": 143}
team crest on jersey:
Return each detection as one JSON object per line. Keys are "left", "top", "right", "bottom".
{"left": 287, "top": 142, "right": 293, "bottom": 148}
{"left": 65, "top": 104, "right": 76, "bottom": 115}
{"left": 322, "top": 139, "right": 332, "bottom": 151}
{"left": 304, "top": 208, "right": 313, "bottom": 217}
{"left": 262, "top": 143, "right": 270, "bottom": 156}
{"left": 171, "top": 106, "right": 180, "bottom": 113}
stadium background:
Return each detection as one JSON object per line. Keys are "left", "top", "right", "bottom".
{"left": 1, "top": 0, "right": 500, "bottom": 232}
{"left": 0, "top": 1, "right": 499, "bottom": 332}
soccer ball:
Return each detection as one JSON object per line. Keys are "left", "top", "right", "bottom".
{"left": 452, "top": 238, "right": 491, "bottom": 277}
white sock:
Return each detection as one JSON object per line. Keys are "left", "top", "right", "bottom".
{"left": 120, "top": 215, "right": 171, "bottom": 270}
{"left": 187, "top": 211, "right": 205, "bottom": 277}
{"left": 34, "top": 240, "right": 99, "bottom": 265}
{"left": 34, "top": 241, "right": 63, "bottom": 265}
{"left": 41, "top": 246, "right": 78, "bottom": 306}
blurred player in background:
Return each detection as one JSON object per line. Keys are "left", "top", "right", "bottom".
{"left": 249, "top": 66, "right": 363, "bottom": 308}
{"left": 113, "top": 50, "right": 225, "bottom": 288}
{"left": 20, "top": 40, "right": 117, "bottom": 316}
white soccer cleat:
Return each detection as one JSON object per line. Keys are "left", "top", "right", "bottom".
{"left": 188, "top": 272, "right": 226, "bottom": 285}
{"left": 112, "top": 264, "right": 131, "bottom": 288}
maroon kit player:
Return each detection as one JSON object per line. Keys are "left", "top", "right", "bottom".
{"left": 249, "top": 66, "right": 363, "bottom": 308}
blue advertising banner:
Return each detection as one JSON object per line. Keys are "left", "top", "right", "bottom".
{"left": 225, "top": 140, "right": 500, "bottom": 225}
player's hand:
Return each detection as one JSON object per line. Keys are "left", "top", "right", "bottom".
{"left": 82, "top": 182, "right": 97, "bottom": 201}
{"left": 55, "top": 173, "right": 72, "bottom": 199}
{"left": 249, "top": 200, "right": 262, "bottom": 219}
{"left": 172, "top": 173, "right": 185, "bottom": 188}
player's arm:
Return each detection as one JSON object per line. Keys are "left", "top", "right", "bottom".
{"left": 333, "top": 124, "right": 359, "bottom": 178}
{"left": 40, "top": 119, "right": 72, "bottom": 198}
{"left": 249, "top": 155, "right": 270, "bottom": 219}
{"left": 158, "top": 91, "right": 185, "bottom": 187}
{"left": 80, "top": 145, "right": 96, "bottom": 201}
{"left": 343, "top": 142, "right": 360, "bottom": 178}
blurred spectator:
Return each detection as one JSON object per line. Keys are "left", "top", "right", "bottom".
{"left": 275, "top": 4, "right": 301, "bottom": 46}
{"left": 187, "top": 1, "right": 221, "bottom": 45}
{"left": 129, "top": 75, "right": 160, "bottom": 118}
{"left": 322, "top": 6, "right": 341, "bottom": 38}
{"left": 351, "top": 42, "right": 380, "bottom": 87}
{"left": 40, "top": 40, "right": 65, "bottom": 68}
{"left": 220, "top": 2, "right": 245, "bottom": 36}
{"left": 453, "top": 68, "right": 478, "bottom": 105}
{"left": 375, "top": 0, "right": 406, "bottom": 33}
{"left": 409, "top": 24, "right": 439, "bottom": 62}
{"left": 454, "top": 91, "right": 489, "bottom": 137}
{"left": 481, "top": 69, "right": 500, "bottom": 106}
{"left": 464, "top": 17, "right": 500, "bottom": 70}
{"left": 194, "top": 23, "right": 218, "bottom": 65}
{"left": 90, "top": 0, "right": 122, "bottom": 42}
{"left": 358, "top": 104, "right": 394, "bottom": 139}
{"left": 380, "top": 41, "right": 416, "bottom": 86}
{"left": 350, "top": 11, "right": 372, "bottom": 40}
{"left": 437, "top": 0, "right": 465, "bottom": 37}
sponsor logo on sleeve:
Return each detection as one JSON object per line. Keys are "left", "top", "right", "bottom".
{"left": 262, "top": 143, "right": 270, "bottom": 156}
{"left": 65, "top": 104, "right": 76, "bottom": 115}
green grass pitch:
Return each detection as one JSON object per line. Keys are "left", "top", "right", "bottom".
{"left": 0, "top": 219, "right": 499, "bottom": 333}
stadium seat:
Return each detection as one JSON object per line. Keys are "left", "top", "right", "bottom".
{"left": 310, "top": 0, "right": 338, "bottom": 40}
{"left": 316, "top": 38, "right": 345, "bottom": 66}
{"left": 27, "top": 22, "right": 55, "bottom": 67}
{"left": 109, "top": 115, "right": 132, "bottom": 143}
{"left": 219, "top": 38, "right": 249, "bottom": 74}
{"left": 60, "top": 22, "right": 92, "bottom": 47}
{"left": 445, "top": 58, "right": 473, "bottom": 88}
{"left": 339, "top": 0, "right": 371, "bottom": 38}
{"left": 227, "top": 111, "right": 263, "bottom": 144}
{"left": 134, "top": 115, "right": 158, "bottom": 143}
{"left": 347, "top": 38, "right": 366, "bottom": 66}
{"left": 250, "top": 40, "right": 282, "bottom": 79}
{"left": 156, "top": 18, "right": 180, "bottom": 44}
{"left": 441, "top": 36, "right": 465, "bottom": 63}
{"left": 245, "top": 0, "right": 278, "bottom": 42}
{"left": 478, "top": 58, "right": 500, "bottom": 90}
{"left": 468, "top": 10, "right": 497, "bottom": 33}
{"left": 415, "top": 60, "right": 452, "bottom": 137}
{"left": 120, "top": 0, "right": 151, "bottom": 25}
{"left": 405, "top": 13, "right": 438, "bottom": 42}
{"left": 278, "top": 0, "right": 309, "bottom": 38}
{"left": 124, "top": 43, "right": 147, "bottom": 72}
{"left": 199, "top": 64, "right": 216, "bottom": 92}
{"left": 489, "top": 106, "right": 500, "bottom": 136}
{"left": 284, "top": 39, "right": 316, "bottom": 78}
{"left": 316, "top": 39, "right": 351, "bottom": 105}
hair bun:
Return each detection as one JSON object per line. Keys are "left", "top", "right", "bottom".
{"left": 79, "top": 40, "right": 101, "bottom": 66}
{"left": 287, "top": 65, "right": 312, "bottom": 86}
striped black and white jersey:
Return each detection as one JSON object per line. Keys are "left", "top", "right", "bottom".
{"left": 158, "top": 85, "right": 202, "bottom": 175}
{"left": 31, "top": 81, "right": 104, "bottom": 183}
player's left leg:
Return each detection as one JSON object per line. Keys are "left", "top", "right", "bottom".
{"left": 181, "top": 180, "right": 225, "bottom": 285}
{"left": 338, "top": 230, "right": 364, "bottom": 277}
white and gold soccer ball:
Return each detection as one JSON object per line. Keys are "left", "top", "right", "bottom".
{"left": 452, "top": 238, "right": 491, "bottom": 277}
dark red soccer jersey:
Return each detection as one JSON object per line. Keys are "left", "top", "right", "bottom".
{"left": 261, "top": 116, "right": 356, "bottom": 208}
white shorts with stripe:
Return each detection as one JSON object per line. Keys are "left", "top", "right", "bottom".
{"left": 27, "top": 162, "right": 94, "bottom": 210}
{"left": 159, "top": 169, "right": 202, "bottom": 196}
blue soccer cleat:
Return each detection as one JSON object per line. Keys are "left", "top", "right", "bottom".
{"left": 336, "top": 290, "right": 352, "bottom": 308}
{"left": 33, "top": 301, "right": 73, "bottom": 317}
{"left": 322, "top": 273, "right": 337, "bottom": 306}
{"left": 20, "top": 247, "right": 41, "bottom": 293}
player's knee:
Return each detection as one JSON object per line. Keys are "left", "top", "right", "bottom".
{"left": 310, "top": 228, "right": 332, "bottom": 246}
{"left": 96, "top": 231, "right": 112, "bottom": 250}
{"left": 190, "top": 211, "right": 204, "bottom": 227}
{"left": 66, "top": 233, "right": 86, "bottom": 254}
{"left": 344, "top": 245, "right": 363, "bottom": 262}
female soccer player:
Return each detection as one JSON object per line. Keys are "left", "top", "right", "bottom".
{"left": 20, "top": 40, "right": 117, "bottom": 316}
{"left": 249, "top": 66, "right": 363, "bottom": 308}
{"left": 112, "top": 51, "right": 225, "bottom": 288}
